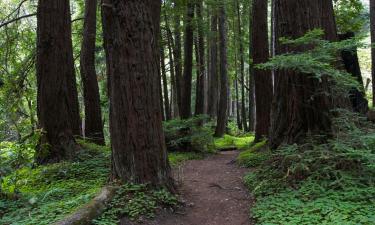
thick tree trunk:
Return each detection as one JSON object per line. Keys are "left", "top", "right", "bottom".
{"left": 161, "top": 44, "right": 171, "bottom": 120}
{"left": 214, "top": 3, "right": 228, "bottom": 137}
{"left": 270, "top": 0, "right": 337, "bottom": 149}
{"left": 195, "top": 0, "right": 205, "bottom": 116}
{"left": 248, "top": 2, "right": 255, "bottom": 132}
{"left": 252, "top": 0, "right": 273, "bottom": 142}
{"left": 102, "top": 0, "right": 174, "bottom": 189}
{"left": 371, "top": 0, "right": 375, "bottom": 107}
{"left": 339, "top": 32, "right": 368, "bottom": 114}
{"left": 207, "top": 11, "right": 219, "bottom": 118}
{"left": 80, "top": 0, "right": 105, "bottom": 145}
{"left": 36, "top": 0, "right": 78, "bottom": 163}
{"left": 180, "top": 2, "right": 195, "bottom": 119}
{"left": 173, "top": 2, "right": 183, "bottom": 117}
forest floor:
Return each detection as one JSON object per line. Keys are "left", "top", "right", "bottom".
{"left": 123, "top": 150, "right": 253, "bottom": 225}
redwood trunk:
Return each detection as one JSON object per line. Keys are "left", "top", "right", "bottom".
{"left": 80, "top": 0, "right": 104, "bottom": 145}
{"left": 270, "top": 0, "right": 337, "bottom": 148}
{"left": 102, "top": 0, "right": 173, "bottom": 189}
{"left": 207, "top": 11, "right": 219, "bottom": 118}
{"left": 214, "top": 4, "right": 228, "bottom": 137}
{"left": 36, "top": 0, "right": 78, "bottom": 163}
{"left": 180, "top": 2, "right": 195, "bottom": 119}
{"left": 195, "top": 0, "right": 205, "bottom": 116}
{"left": 173, "top": 2, "right": 183, "bottom": 116}
{"left": 252, "top": 0, "right": 273, "bottom": 141}
{"left": 161, "top": 44, "right": 171, "bottom": 120}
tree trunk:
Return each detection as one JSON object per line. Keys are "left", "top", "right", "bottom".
{"left": 195, "top": 0, "right": 205, "bottom": 116}
{"left": 173, "top": 1, "right": 183, "bottom": 117}
{"left": 102, "top": 0, "right": 174, "bottom": 189}
{"left": 161, "top": 44, "right": 171, "bottom": 120}
{"left": 270, "top": 0, "right": 337, "bottom": 149}
{"left": 214, "top": 3, "right": 228, "bottom": 137}
{"left": 235, "top": 0, "right": 248, "bottom": 132}
{"left": 252, "top": 0, "right": 273, "bottom": 142}
{"left": 248, "top": 2, "right": 255, "bottom": 132}
{"left": 80, "top": 0, "right": 105, "bottom": 145}
{"left": 36, "top": 0, "right": 78, "bottom": 163}
{"left": 371, "top": 0, "right": 375, "bottom": 107}
{"left": 207, "top": 11, "right": 219, "bottom": 118}
{"left": 339, "top": 32, "right": 368, "bottom": 114}
{"left": 180, "top": 2, "right": 195, "bottom": 119}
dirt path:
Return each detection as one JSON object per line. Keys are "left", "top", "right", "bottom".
{"left": 124, "top": 151, "right": 253, "bottom": 225}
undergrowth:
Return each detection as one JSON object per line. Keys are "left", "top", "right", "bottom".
{"left": 214, "top": 134, "right": 254, "bottom": 150}
{"left": 93, "top": 183, "right": 178, "bottom": 225}
{"left": 241, "top": 112, "right": 375, "bottom": 224}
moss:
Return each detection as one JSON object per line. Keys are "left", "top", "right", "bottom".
{"left": 168, "top": 152, "right": 204, "bottom": 167}
{"left": 237, "top": 140, "right": 269, "bottom": 168}
{"left": 214, "top": 134, "right": 254, "bottom": 150}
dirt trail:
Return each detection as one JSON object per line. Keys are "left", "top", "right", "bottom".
{"left": 123, "top": 151, "right": 253, "bottom": 225}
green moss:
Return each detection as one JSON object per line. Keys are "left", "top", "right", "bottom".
{"left": 237, "top": 140, "right": 269, "bottom": 167}
{"left": 168, "top": 152, "right": 203, "bottom": 167}
{"left": 214, "top": 134, "right": 254, "bottom": 150}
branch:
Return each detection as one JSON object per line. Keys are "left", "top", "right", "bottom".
{"left": 0, "top": 13, "right": 36, "bottom": 29}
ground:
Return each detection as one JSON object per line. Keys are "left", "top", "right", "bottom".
{"left": 124, "top": 151, "right": 253, "bottom": 225}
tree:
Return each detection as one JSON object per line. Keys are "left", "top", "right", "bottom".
{"left": 36, "top": 0, "right": 80, "bottom": 163}
{"left": 214, "top": 2, "right": 228, "bottom": 137}
{"left": 252, "top": 0, "right": 273, "bottom": 141}
{"left": 180, "top": 2, "right": 195, "bottom": 119}
{"left": 207, "top": 9, "right": 219, "bottom": 118}
{"left": 161, "top": 44, "right": 171, "bottom": 120}
{"left": 270, "top": 0, "right": 337, "bottom": 148}
{"left": 80, "top": 0, "right": 105, "bottom": 145}
{"left": 102, "top": 0, "right": 174, "bottom": 189}
{"left": 371, "top": 0, "right": 375, "bottom": 107}
{"left": 195, "top": 0, "right": 205, "bottom": 116}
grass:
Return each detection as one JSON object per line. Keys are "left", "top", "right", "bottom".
{"left": 214, "top": 134, "right": 254, "bottom": 150}
{"left": 0, "top": 140, "right": 197, "bottom": 225}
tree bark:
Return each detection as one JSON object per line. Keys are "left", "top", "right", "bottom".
{"left": 102, "top": 0, "right": 174, "bottom": 189}
{"left": 252, "top": 0, "right": 273, "bottom": 142}
{"left": 214, "top": 3, "right": 228, "bottom": 137}
{"left": 207, "top": 10, "right": 219, "bottom": 118}
{"left": 270, "top": 0, "right": 337, "bottom": 149}
{"left": 80, "top": 0, "right": 105, "bottom": 145}
{"left": 371, "top": 0, "right": 375, "bottom": 107}
{"left": 36, "top": 0, "right": 79, "bottom": 163}
{"left": 180, "top": 2, "right": 195, "bottom": 119}
{"left": 173, "top": 1, "right": 183, "bottom": 117}
{"left": 248, "top": 2, "right": 255, "bottom": 132}
{"left": 195, "top": 0, "right": 205, "bottom": 116}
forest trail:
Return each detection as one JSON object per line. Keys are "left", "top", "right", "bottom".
{"left": 123, "top": 151, "right": 253, "bottom": 225}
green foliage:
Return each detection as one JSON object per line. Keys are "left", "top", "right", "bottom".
{"left": 163, "top": 116, "right": 215, "bottom": 153}
{"left": 93, "top": 184, "right": 178, "bottom": 225}
{"left": 333, "top": 0, "right": 368, "bottom": 34}
{"left": 168, "top": 152, "right": 204, "bottom": 167}
{"left": 0, "top": 141, "right": 110, "bottom": 225}
{"left": 237, "top": 140, "right": 269, "bottom": 167}
{"left": 244, "top": 112, "right": 375, "bottom": 224}
{"left": 214, "top": 134, "right": 254, "bottom": 150}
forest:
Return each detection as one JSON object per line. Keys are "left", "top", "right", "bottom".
{"left": 0, "top": 0, "right": 374, "bottom": 224}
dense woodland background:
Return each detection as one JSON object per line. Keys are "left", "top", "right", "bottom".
{"left": 0, "top": 0, "right": 375, "bottom": 224}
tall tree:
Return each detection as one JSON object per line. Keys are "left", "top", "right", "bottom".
{"left": 161, "top": 44, "right": 171, "bottom": 120}
{"left": 371, "top": 0, "right": 375, "bottom": 107}
{"left": 36, "top": 0, "right": 79, "bottom": 163}
{"left": 215, "top": 2, "right": 229, "bottom": 137}
{"left": 270, "top": 0, "right": 337, "bottom": 148}
{"left": 102, "top": 0, "right": 174, "bottom": 189}
{"left": 252, "top": 0, "right": 273, "bottom": 141}
{"left": 180, "top": 1, "right": 195, "bottom": 119}
{"left": 235, "top": 0, "right": 248, "bottom": 131}
{"left": 80, "top": 0, "right": 105, "bottom": 145}
{"left": 207, "top": 10, "right": 219, "bottom": 118}
{"left": 173, "top": 1, "right": 183, "bottom": 117}
{"left": 195, "top": 0, "right": 205, "bottom": 116}
{"left": 248, "top": 1, "right": 255, "bottom": 132}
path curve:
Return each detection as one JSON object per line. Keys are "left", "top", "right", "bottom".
{"left": 123, "top": 151, "right": 253, "bottom": 225}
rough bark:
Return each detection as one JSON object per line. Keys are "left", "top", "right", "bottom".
{"left": 180, "top": 2, "right": 195, "bottom": 119}
{"left": 207, "top": 11, "right": 219, "bottom": 118}
{"left": 173, "top": 1, "right": 183, "bottom": 116}
{"left": 214, "top": 4, "right": 228, "bottom": 137}
{"left": 102, "top": 0, "right": 174, "bottom": 189}
{"left": 270, "top": 0, "right": 337, "bottom": 148}
{"left": 252, "top": 0, "right": 273, "bottom": 142}
{"left": 80, "top": 0, "right": 105, "bottom": 145}
{"left": 248, "top": 2, "right": 255, "bottom": 132}
{"left": 195, "top": 0, "right": 205, "bottom": 116}
{"left": 371, "top": 0, "right": 375, "bottom": 107}
{"left": 36, "top": 0, "right": 78, "bottom": 164}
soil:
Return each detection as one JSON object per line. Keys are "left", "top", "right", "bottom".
{"left": 121, "top": 151, "right": 253, "bottom": 225}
